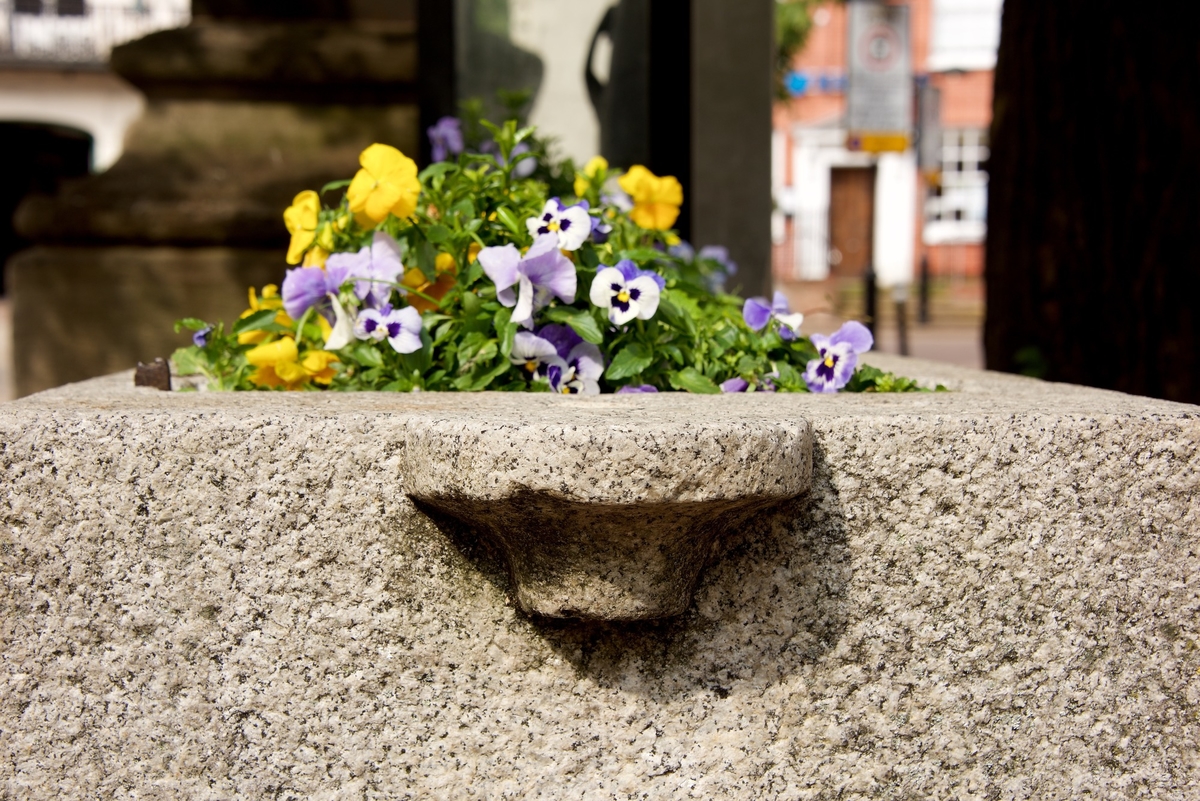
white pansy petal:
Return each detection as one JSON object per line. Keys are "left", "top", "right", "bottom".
{"left": 556, "top": 206, "right": 592, "bottom": 250}
{"left": 626, "top": 275, "right": 662, "bottom": 320}
{"left": 510, "top": 332, "right": 560, "bottom": 364}
{"left": 609, "top": 302, "right": 638, "bottom": 326}
{"left": 395, "top": 305, "right": 423, "bottom": 334}
{"left": 590, "top": 267, "right": 624, "bottom": 308}
{"left": 512, "top": 275, "right": 535, "bottom": 326}
{"left": 568, "top": 342, "right": 604, "bottom": 381}
{"left": 776, "top": 311, "right": 804, "bottom": 334}
{"left": 324, "top": 294, "right": 356, "bottom": 350}
{"left": 388, "top": 328, "right": 423, "bottom": 354}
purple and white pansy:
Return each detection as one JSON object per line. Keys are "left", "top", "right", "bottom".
{"left": 282, "top": 261, "right": 346, "bottom": 321}
{"left": 324, "top": 231, "right": 406, "bottom": 309}
{"left": 743, "top": 291, "right": 804, "bottom": 340}
{"left": 720, "top": 372, "right": 776, "bottom": 393}
{"left": 589, "top": 259, "right": 665, "bottom": 325}
{"left": 354, "top": 304, "right": 423, "bottom": 354}
{"left": 508, "top": 330, "right": 563, "bottom": 382}
{"left": 526, "top": 198, "right": 592, "bottom": 251}
{"left": 538, "top": 323, "right": 604, "bottom": 395}
{"left": 479, "top": 234, "right": 577, "bottom": 327}
{"left": 804, "top": 321, "right": 873, "bottom": 393}
{"left": 508, "top": 325, "right": 604, "bottom": 395}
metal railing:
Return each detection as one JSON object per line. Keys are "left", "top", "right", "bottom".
{"left": 0, "top": 0, "right": 188, "bottom": 65}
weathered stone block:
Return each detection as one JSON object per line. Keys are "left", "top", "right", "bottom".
{"left": 7, "top": 246, "right": 283, "bottom": 397}
{"left": 1, "top": 356, "right": 1197, "bottom": 798}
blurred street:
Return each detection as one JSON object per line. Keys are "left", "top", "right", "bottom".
{"left": 778, "top": 275, "right": 984, "bottom": 370}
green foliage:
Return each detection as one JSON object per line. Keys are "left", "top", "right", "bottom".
{"left": 175, "top": 118, "right": 928, "bottom": 396}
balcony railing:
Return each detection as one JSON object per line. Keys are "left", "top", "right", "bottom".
{"left": 0, "top": 0, "right": 189, "bottom": 65}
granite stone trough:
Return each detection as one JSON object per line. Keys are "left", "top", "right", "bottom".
{"left": 1, "top": 354, "right": 1197, "bottom": 798}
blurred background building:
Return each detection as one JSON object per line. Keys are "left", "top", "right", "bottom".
{"left": 771, "top": 0, "right": 1002, "bottom": 367}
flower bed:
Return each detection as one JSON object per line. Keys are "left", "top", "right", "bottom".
{"left": 173, "top": 118, "right": 929, "bottom": 395}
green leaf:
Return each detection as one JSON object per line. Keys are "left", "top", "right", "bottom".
{"left": 232, "top": 309, "right": 278, "bottom": 335}
{"left": 605, "top": 343, "right": 654, "bottom": 381}
{"left": 416, "top": 239, "right": 438, "bottom": 281}
{"left": 543, "top": 306, "right": 604, "bottom": 345}
{"left": 462, "top": 291, "right": 482, "bottom": 317}
{"left": 174, "top": 317, "right": 209, "bottom": 333}
{"left": 418, "top": 162, "right": 457, "bottom": 183}
{"left": 352, "top": 342, "right": 384, "bottom": 368}
{"left": 425, "top": 224, "right": 452, "bottom": 245}
{"left": 319, "top": 178, "right": 352, "bottom": 195}
{"left": 654, "top": 296, "right": 691, "bottom": 334}
{"left": 579, "top": 245, "right": 600, "bottom": 269}
{"left": 170, "top": 346, "right": 204, "bottom": 375}
{"left": 450, "top": 198, "right": 477, "bottom": 219}
{"left": 399, "top": 328, "right": 434, "bottom": 374}
{"left": 467, "top": 358, "right": 514, "bottom": 391}
{"left": 494, "top": 307, "right": 517, "bottom": 357}
{"left": 494, "top": 207, "right": 524, "bottom": 238}
{"left": 620, "top": 248, "right": 666, "bottom": 265}
{"left": 668, "top": 368, "right": 720, "bottom": 394}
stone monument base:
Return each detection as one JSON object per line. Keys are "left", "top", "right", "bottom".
{"left": 1, "top": 356, "right": 1197, "bottom": 798}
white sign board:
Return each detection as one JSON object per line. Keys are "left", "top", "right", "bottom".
{"left": 847, "top": 1, "right": 912, "bottom": 151}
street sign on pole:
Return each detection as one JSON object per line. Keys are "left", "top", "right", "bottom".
{"left": 846, "top": 0, "right": 912, "bottom": 153}
{"left": 916, "top": 80, "right": 943, "bottom": 183}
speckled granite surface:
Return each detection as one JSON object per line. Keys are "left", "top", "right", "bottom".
{"left": 1, "top": 358, "right": 1198, "bottom": 799}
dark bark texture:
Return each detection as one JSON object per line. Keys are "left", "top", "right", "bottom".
{"left": 986, "top": 2, "right": 1200, "bottom": 403}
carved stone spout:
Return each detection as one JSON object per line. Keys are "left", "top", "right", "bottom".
{"left": 400, "top": 395, "right": 812, "bottom": 620}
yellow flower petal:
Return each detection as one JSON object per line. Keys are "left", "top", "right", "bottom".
{"left": 620, "top": 166, "right": 683, "bottom": 230}
{"left": 249, "top": 365, "right": 286, "bottom": 388}
{"left": 302, "top": 246, "right": 329, "bottom": 267}
{"left": 274, "top": 359, "right": 309, "bottom": 385}
{"left": 301, "top": 350, "right": 339, "bottom": 385}
{"left": 246, "top": 337, "right": 298, "bottom": 368}
{"left": 284, "top": 190, "right": 321, "bottom": 265}
{"left": 630, "top": 202, "right": 680, "bottom": 231}
{"left": 435, "top": 252, "right": 456, "bottom": 273}
{"left": 346, "top": 143, "right": 421, "bottom": 224}
{"left": 402, "top": 267, "right": 431, "bottom": 291}
{"left": 584, "top": 155, "right": 608, "bottom": 176}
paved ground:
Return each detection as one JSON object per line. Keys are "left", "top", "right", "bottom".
{"left": 779, "top": 279, "right": 985, "bottom": 371}
{"left": 0, "top": 298, "right": 11, "bottom": 402}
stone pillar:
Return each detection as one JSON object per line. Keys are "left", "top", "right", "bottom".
{"left": 7, "top": 2, "right": 421, "bottom": 396}
{"left": 691, "top": 0, "right": 774, "bottom": 299}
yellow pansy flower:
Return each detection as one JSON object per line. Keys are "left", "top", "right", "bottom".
{"left": 574, "top": 155, "right": 608, "bottom": 197}
{"left": 246, "top": 337, "right": 338, "bottom": 390}
{"left": 346, "top": 143, "right": 421, "bottom": 224}
{"left": 619, "top": 165, "right": 683, "bottom": 230}
{"left": 284, "top": 190, "right": 321, "bottom": 265}
{"left": 237, "top": 284, "right": 294, "bottom": 345}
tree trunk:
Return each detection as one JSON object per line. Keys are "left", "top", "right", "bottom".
{"left": 985, "top": 1, "right": 1200, "bottom": 403}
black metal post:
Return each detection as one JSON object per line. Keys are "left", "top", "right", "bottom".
{"left": 864, "top": 264, "right": 877, "bottom": 341}
{"left": 417, "top": 0, "right": 457, "bottom": 168}
{"left": 894, "top": 284, "right": 910, "bottom": 356}
{"left": 918, "top": 254, "right": 931, "bottom": 324}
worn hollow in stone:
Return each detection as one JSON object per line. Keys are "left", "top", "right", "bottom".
{"left": 400, "top": 407, "right": 813, "bottom": 619}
